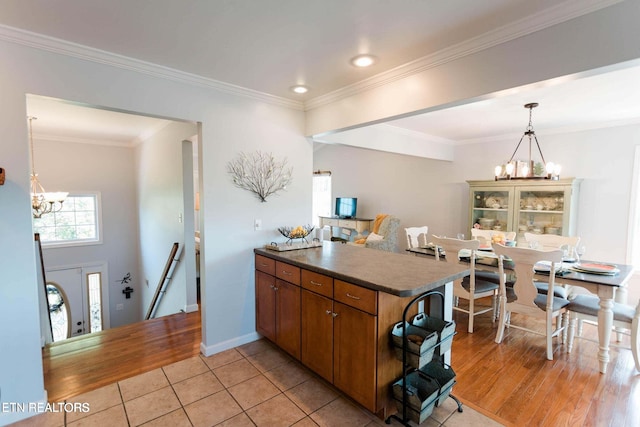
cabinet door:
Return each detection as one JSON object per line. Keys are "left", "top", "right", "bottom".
{"left": 275, "top": 279, "right": 301, "bottom": 359}
{"left": 514, "top": 185, "right": 570, "bottom": 238}
{"left": 301, "top": 290, "right": 334, "bottom": 382}
{"left": 255, "top": 271, "right": 276, "bottom": 341}
{"left": 333, "top": 302, "right": 377, "bottom": 412}
{"left": 469, "top": 186, "right": 514, "bottom": 233}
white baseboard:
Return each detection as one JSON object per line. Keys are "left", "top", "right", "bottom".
{"left": 199, "top": 331, "right": 261, "bottom": 357}
{"left": 184, "top": 303, "right": 199, "bottom": 313}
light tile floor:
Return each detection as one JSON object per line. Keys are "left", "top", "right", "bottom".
{"left": 12, "top": 339, "right": 503, "bottom": 426}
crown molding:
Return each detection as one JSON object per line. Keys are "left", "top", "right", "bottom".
{"left": 304, "top": 0, "right": 623, "bottom": 111}
{"left": 0, "top": 25, "right": 304, "bottom": 111}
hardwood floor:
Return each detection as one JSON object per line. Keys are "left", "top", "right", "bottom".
{"left": 42, "top": 302, "right": 639, "bottom": 426}
{"left": 43, "top": 310, "right": 201, "bottom": 402}
{"left": 451, "top": 302, "right": 640, "bottom": 427}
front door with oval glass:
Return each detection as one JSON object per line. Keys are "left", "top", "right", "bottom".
{"left": 46, "top": 267, "right": 105, "bottom": 342}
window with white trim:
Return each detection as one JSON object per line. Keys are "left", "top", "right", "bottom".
{"left": 312, "top": 172, "right": 332, "bottom": 227}
{"left": 33, "top": 193, "right": 102, "bottom": 247}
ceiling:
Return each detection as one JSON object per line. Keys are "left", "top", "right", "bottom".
{"left": 3, "top": 0, "right": 640, "bottom": 145}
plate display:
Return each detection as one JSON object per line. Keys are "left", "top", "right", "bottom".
{"left": 571, "top": 262, "right": 620, "bottom": 275}
{"left": 485, "top": 194, "right": 503, "bottom": 208}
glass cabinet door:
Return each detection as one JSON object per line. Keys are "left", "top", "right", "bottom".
{"left": 470, "top": 187, "right": 513, "bottom": 233}
{"left": 514, "top": 186, "right": 569, "bottom": 240}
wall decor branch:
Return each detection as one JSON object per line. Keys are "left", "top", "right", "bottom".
{"left": 227, "top": 151, "right": 293, "bottom": 202}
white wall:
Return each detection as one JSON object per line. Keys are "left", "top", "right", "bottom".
{"left": 0, "top": 39, "right": 309, "bottom": 425}
{"left": 198, "top": 100, "right": 311, "bottom": 355}
{"left": 313, "top": 143, "right": 460, "bottom": 248}
{"left": 135, "top": 121, "right": 197, "bottom": 319}
{"left": 35, "top": 138, "right": 141, "bottom": 327}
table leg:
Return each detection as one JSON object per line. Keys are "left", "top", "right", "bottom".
{"left": 614, "top": 285, "right": 628, "bottom": 342}
{"left": 597, "top": 287, "right": 616, "bottom": 374}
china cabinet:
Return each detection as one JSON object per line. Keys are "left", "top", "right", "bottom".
{"left": 467, "top": 178, "right": 581, "bottom": 244}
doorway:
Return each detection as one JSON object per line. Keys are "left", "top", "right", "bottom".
{"left": 46, "top": 264, "right": 108, "bottom": 341}
{"left": 27, "top": 94, "right": 200, "bottom": 331}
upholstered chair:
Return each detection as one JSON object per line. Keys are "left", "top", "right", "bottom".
{"left": 364, "top": 215, "right": 400, "bottom": 252}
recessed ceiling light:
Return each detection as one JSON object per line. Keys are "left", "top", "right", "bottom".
{"left": 350, "top": 54, "right": 377, "bottom": 68}
{"left": 290, "top": 85, "right": 309, "bottom": 94}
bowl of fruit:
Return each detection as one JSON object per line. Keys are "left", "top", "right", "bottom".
{"left": 278, "top": 225, "right": 315, "bottom": 244}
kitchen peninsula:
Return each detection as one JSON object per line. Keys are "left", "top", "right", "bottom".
{"left": 253, "top": 241, "right": 469, "bottom": 417}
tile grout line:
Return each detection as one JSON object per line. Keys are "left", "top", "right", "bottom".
{"left": 160, "top": 364, "right": 195, "bottom": 427}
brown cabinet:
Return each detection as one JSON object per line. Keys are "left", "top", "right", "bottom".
{"left": 300, "top": 273, "right": 392, "bottom": 414}
{"left": 333, "top": 301, "right": 377, "bottom": 411}
{"left": 255, "top": 259, "right": 301, "bottom": 360}
{"left": 301, "top": 289, "right": 334, "bottom": 381}
{"left": 256, "top": 254, "right": 409, "bottom": 416}
{"left": 255, "top": 270, "right": 277, "bottom": 341}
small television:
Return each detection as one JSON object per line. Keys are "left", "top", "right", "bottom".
{"left": 335, "top": 197, "right": 357, "bottom": 219}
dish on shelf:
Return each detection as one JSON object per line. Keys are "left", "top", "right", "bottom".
{"left": 485, "top": 195, "right": 501, "bottom": 208}
{"left": 478, "top": 218, "right": 496, "bottom": 229}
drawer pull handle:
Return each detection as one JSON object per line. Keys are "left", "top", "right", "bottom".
{"left": 260, "top": 263, "right": 268, "bottom": 267}
{"left": 332, "top": 312, "right": 338, "bottom": 317}
{"left": 346, "top": 293, "right": 361, "bottom": 300}
{"left": 325, "top": 310, "right": 332, "bottom": 315}
{"left": 310, "top": 280, "right": 323, "bottom": 287}
{"left": 282, "top": 270, "right": 292, "bottom": 275}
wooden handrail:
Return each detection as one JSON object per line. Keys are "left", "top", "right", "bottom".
{"left": 145, "top": 242, "right": 181, "bottom": 320}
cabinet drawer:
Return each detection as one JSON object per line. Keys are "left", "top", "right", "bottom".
{"left": 323, "top": 218, "right": 339, "bottom": 227}
{"left": 334, "top": 280, "right": 377, "bottom": 315}
{"left": 340, "top": 219, "right": 356, "bottom": 229}
{"left": 301, "top": 270, "right": 333, "bottom": 298}
{"left": 276, "top": 261, "right": 300, "bottom": 285}
{"left": 255, "top": 255, "right": 275, "bottom": 275}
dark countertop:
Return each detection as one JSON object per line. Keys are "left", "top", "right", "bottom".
{"left": 254, "top": 241, "right": 470, "bottom": 297}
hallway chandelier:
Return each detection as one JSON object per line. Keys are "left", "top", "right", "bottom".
{"left": 494, "top": 103, "right": 561, "bottom": 181}
{"left": 28, "top": 116, "right": 68, "bottom": 218}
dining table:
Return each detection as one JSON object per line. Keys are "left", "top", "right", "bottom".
{"left": 408, "top": 245, "right": 635, "bottom": 374}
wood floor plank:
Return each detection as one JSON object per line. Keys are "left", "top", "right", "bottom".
{"left": 43, "top": 310, "right": 201, "bottom": 402}
{"left": 451, "top": 307, "right": 638, "bottom": 426}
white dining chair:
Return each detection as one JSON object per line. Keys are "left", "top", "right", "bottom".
{"left": 432, "top": 235, "right": 499, "bottom": 333}
{"left": 523, "top": 233, "right": 580, "bottom": 252}
{"left": 566, "top": 295, "right": 640, "bottom": 371}
{"left": 523, "top": 232, "right": 583, "bottom": 300}
{"left": 494, "top": 244, "right": 569, "bottom": 360}
{"left": 404, "top": 226, "right": 429, "bottom": 249}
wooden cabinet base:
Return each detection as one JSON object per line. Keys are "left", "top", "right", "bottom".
{"left": 256, "top": 255, "right": 419, "bottom": 415}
